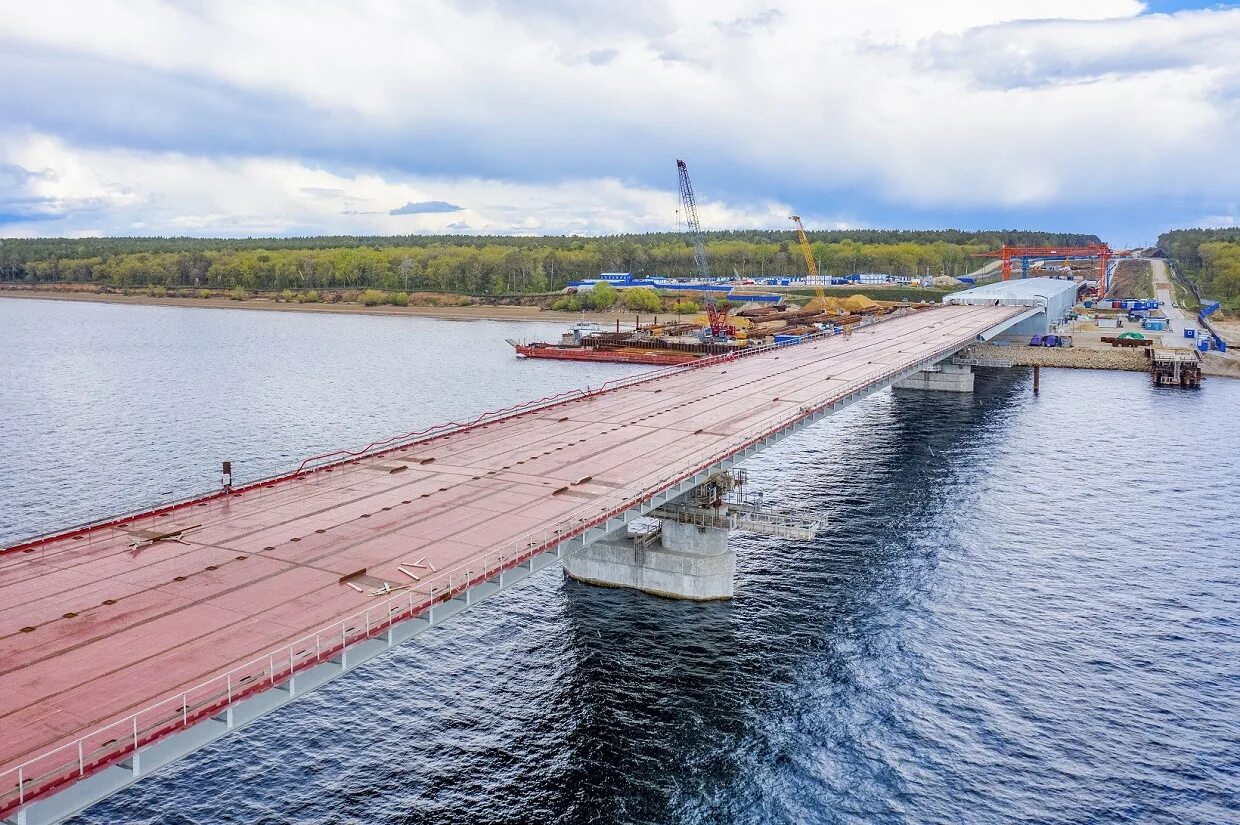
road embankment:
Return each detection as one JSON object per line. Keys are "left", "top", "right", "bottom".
{"left": 967, "top": 343, "right": 1149, "bottom": 371}
{"left": 967, "top": 343, "right": 1239, "bottom": 380}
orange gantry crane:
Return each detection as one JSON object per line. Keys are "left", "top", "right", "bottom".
{"left": 986, "top": 243, "right": 1114, "bottom": 293}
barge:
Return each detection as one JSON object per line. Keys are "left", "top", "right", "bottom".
{"left": 509, "top": 296, "right": 919, "bottom": 367}
{"left": 510, "top": 341, "right": 703, "bottom": 365}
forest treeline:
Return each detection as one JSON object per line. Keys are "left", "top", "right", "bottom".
{"left": 0, "top": 230, "right": 1099, "bottom": 295}
{"left": 1158, "top": 228, "right": 1240, "bottom": 309}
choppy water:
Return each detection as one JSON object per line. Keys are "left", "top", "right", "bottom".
{"left": 2, "top": 298, "right": 1237, "bottom": 825}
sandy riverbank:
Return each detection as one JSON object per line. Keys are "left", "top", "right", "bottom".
{"left": 0, "top": 288, "right": 646, "bottom": 326}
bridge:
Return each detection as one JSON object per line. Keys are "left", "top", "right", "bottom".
{"left": 0, "top": 304, "right": 1026, "bottom": 824}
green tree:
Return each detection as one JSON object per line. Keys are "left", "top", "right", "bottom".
{"left": 550, "top": 296, "right": 583, "bottom": 311}
{"left": 588, "top": 281, "right": 618, "bottom": 310}
{"left": 622, "top": 286, "right": 662, "bottom": 312}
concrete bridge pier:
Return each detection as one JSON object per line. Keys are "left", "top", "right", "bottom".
{"left": 563, "top": 471, "right": 821, "bottom": 601}
{"left": 562, "top": 519, "right": 736, "bottom": 601}
{"left": 894, "top": 361, "right": 974, "bottom": 393}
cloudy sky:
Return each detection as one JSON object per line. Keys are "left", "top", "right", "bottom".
{"left": 1, "top": 0, "right": 1237, "bottom": 245}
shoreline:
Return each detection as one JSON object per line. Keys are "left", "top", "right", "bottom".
{"left": 6, "top": 286, "right": 1236, "bottom": 380}
{"left": 0, "top": 288, "right": 641, "bottom": 325}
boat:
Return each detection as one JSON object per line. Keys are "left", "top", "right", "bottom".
{"left": 569, "top": 320, "right": 603, "bottom": 335}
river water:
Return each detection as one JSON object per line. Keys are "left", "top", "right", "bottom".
{"left": 1, "top": 298, "right": 1237, "bottom": 825}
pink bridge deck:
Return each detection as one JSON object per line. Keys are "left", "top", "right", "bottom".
{"left": 0, "top": 304, "right": 1021, "bottom": 813}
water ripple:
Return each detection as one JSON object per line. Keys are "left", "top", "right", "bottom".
{"left": 1, "top": 300, "right": 1237, "bottom": 824}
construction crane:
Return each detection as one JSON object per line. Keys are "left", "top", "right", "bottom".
{"left": 677, "top": 159, "right": 728, "bottom": 337}
{"left": 790, "top": 214, "right": 827, "bottom": 306}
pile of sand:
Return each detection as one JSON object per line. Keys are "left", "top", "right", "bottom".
{"left": 804, "top": 296, "right": 845, "bottom": 314}
{"left": 843, "top": 294, "right": 880, "bottom": 313}
{"left": 693, "top": 312, "right": 753, "bottom": 329}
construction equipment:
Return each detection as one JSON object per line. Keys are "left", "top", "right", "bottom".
{"left": 677, "top": 159, "right": 728, "bottom": 337}
{"left": 792, "top": 215, "right": 834, "bottom": 312}
{"left": 983, "top": 244, "right": 1113, "bottom": 291}
{"left": 650, "top": 470, "right": 822, "bottom": 540}
{"left": 790, "top": 215, "right": 820, "bottom": 285}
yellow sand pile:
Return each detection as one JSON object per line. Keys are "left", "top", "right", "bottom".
{"left": 843, "top": 294, "right": 880, "bottom": 313}
{"left": 804, "top": 296, "right": 845, "bottom": 314}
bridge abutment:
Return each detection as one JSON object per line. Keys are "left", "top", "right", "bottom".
{"left": 894, "top": 362, "right": 974, "bottom": 393}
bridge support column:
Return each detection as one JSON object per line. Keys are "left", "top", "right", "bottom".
{"left": 894, "top": 362, "right": 974, "bottom": 393}
{"left": 563, "top": 520, "right": 735, "bottom": 601}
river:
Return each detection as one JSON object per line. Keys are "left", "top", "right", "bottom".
{"left": 1, "top": 298, "right": 1237, "bottom": 824}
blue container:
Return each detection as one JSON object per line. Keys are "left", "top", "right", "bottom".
{"left": 774, "top": 334, "right": 804, "bottom": 345}
{"left": 1198, "top": 339, "right": 1210, "bottom": 352}
{"left": 959, "top": 276, "right": 976, "bottom": 284}
{"left": 1184, "top": 328, "right": 1196, "bottom": 339}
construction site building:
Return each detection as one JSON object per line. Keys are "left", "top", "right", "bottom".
{"left": 944, "top": 277, "right": 1082, "bottom": 337}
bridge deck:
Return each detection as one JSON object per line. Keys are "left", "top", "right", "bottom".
{"left": 0, "top": 304, "right": 1020, "bottom": 814}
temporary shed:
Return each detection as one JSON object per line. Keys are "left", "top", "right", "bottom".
{"left": 943, "top": 277, "right": 1081, "bottom": 337}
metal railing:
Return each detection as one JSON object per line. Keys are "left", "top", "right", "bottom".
{"left": 734, "top": 510, "right": 822, "bottom": 540}
{"left": 0, "top": 312, "right": 989, "bottom": 818}
{"left": 2, "top": 331, "right": 834, "bottom": 556}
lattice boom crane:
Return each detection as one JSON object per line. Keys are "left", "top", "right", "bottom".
{"left": 790, "top": 214, "right": 825, "bottom": 302}
{"left": 677, "top": 159, "right": 727, "bottom": 336}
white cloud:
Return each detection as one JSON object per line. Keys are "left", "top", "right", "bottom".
{"left": 1195, "top": 213, "right": 1239, "bottom": 228}
{"left": 0, "top": 132, "right": 804, "bottom": 236}
{"left": 0, "top": 1, "right": 1236, "bottom": 237}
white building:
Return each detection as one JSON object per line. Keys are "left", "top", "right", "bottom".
{"left": 943, "top": 277, "right": 1082, "bottom": 337}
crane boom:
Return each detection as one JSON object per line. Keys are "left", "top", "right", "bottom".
{"left": 677, "top": 159, "right": 727, "bottom": 336}
{"left": 790, "top": 214, "right": 826, "bottom": 305}
{"left": 790, "top": 215, "right": 817, "bottom": 279}
{"left": 677, "top": 159, "right": 711, "bottom": 280}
